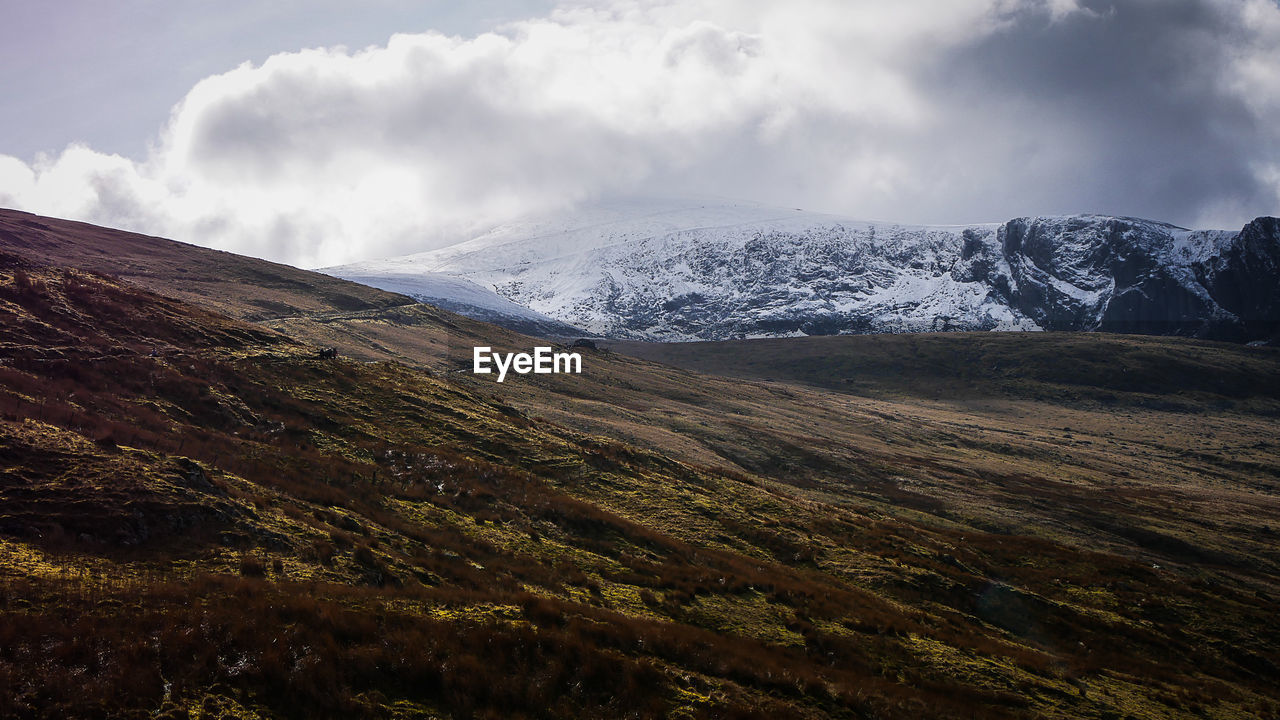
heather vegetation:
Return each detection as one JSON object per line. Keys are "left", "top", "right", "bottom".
{"left": 2, "top": 227, "right": 1279, "bottom": 718}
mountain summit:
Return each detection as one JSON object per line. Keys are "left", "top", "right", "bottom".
{"left": 326, "top": 198, "right": 1279, "bottom": 343}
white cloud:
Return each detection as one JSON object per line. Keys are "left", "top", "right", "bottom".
{"left": 1, "top": 0, "right": 1278, "bottom": 267}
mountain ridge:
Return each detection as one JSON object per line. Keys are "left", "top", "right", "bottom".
{"left": 326, "top": 198, "right": 1279, "bottom": 343}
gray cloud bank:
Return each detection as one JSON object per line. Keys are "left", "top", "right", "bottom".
{"left": 1, "top": 0, "right": 1278, "bottom": 268}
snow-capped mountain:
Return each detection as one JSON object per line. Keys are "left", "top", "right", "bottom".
{"left": 325, "top": 198, "right": 1280, "bottom": 342}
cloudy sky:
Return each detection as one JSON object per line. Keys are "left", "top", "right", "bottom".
{"left": 2, "top": 0, "right": 1278, "bottom": 268}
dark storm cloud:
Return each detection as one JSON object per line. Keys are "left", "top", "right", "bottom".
{"left": 936, "top": 0, "right": 1268, "bottom": 222}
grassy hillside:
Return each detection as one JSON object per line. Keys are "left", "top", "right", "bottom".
{"left": 0, "top": 209, "right": 409, "bottom": 320}
{"left": 1, "top": 216, "right": 1279, "bottom": 719}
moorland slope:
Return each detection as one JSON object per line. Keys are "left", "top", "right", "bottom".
{"left": 0, "top": 213, "right": 1278, "bottom": 719}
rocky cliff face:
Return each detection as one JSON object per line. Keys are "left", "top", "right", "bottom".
{"left": 333, "top": 199, "right": 1280, "bottom": 342}
{"left": 1200, "top": 217, "right": 1280, "bottom": 341}
{"left": 952, "top": 215, "right": 1267, "bottom": 339}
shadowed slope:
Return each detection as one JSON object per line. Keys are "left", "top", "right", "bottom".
{"left": 610, "top": 332, "right": 1280, "bottom": 411}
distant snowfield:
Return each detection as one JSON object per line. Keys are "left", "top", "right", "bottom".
{"left": 323, "top": 196, "right": 1268, "bottom": 342}
{"left": 326, "top": 270, "right": 586, "bottom": 337}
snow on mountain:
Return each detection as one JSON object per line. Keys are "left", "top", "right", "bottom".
{"left": 325, "top": 197, "right": 1280, "bottom": 343}
{"left": 323, "top": 269, "right": 586, "bottom": 337}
